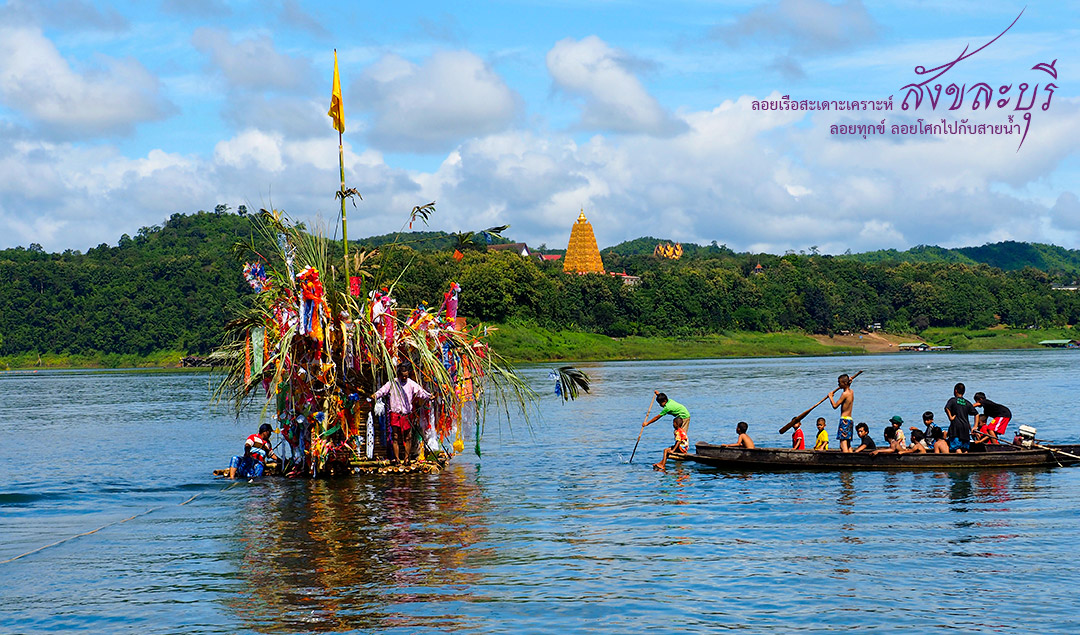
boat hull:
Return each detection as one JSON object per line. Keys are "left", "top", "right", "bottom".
{"left": 688, "top": 442, "right": 1080, "bottom": 470}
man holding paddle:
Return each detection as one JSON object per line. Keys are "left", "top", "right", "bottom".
{"left": 828, "top": 373, "right": 856, "bottom": 453}
{"left": 643, "top": 392, "right": 691, "bottom": 471}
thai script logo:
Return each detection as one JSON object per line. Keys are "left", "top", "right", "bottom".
{"left": 752, "top": 9, "right": 1058, "bottom": 151}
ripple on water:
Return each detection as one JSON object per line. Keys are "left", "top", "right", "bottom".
{"left": 2, "top": 355, "right": 1080, "bottom": 633}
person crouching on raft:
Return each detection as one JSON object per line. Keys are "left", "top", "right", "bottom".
{"left": 643, "top": 391, "right": 690, "bottom": 471}
{"left": 229, "top": 423, "right": 279, "bottom": 479}
{"left": 371, "top": 363, "right": 432, "bottom": 465}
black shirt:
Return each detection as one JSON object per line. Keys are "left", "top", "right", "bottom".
{"left": 945, "top": 396, "right": 977, "bottom": 443}
{"left": 858, "top": 434, "right": 877, "bottom": 450}
{"left": 980, "top": 398, "right": 1012, "bottom": 419}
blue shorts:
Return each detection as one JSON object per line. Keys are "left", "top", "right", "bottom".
{"left": 229, "top": 455, "right": 265, "bottom": 479}
{"left": 837, "top": 418, "right": 854, "bottom": 442}
{"left": 949, "top": 438, "right": 969, "bottom": 452}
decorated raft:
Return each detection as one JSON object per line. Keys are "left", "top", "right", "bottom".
{"left": 212, "top": 208, "right": 538, "bottom": 478}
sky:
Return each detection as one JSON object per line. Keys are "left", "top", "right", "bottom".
{"left": 0, "top": 0, "right": 1078, "bottom": 255}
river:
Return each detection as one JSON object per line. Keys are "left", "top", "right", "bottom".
{"left": 2, "top": 350, "right": 1079, "bottom": 633}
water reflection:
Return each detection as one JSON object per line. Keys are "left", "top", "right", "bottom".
{"left": 226, "top": 464, "right": 490, "bottom": 633}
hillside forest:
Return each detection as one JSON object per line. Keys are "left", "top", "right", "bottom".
{"left": 2, "top": 209, "right": 1080, "bottom": 360}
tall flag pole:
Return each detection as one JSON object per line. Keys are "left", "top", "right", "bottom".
{"left": 328, "top": 49, "right": 350, "bottom": 284}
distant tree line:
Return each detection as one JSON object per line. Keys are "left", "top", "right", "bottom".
{"left": 2, "top": 210, "right": 1079, "bottom": 357}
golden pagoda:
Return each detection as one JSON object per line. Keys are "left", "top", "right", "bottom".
{"left": 563, "top": 210, "right": 605, "bottom": 274}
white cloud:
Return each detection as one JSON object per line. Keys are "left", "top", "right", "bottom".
{"left": 354, "top": 50, "right": 519, "bottom": 153}
{"left": 0, "top": 26, "right": 174, "bottom": 139}
{"left": 214, "top": 129, "right": 286, "bottom": 173}
{"left": 2, "top": 83, "right": 1079, "bottom": 257}
{"left": 546, "top": 36, "right": 687, "bottom": 136}
{"left": 1050, "top": 192, "right": 1080, "bottom": 231}
{"left": 221, "top": 95, "right": 330, "bottom": 139}
{"left": 192, "top": 28, "right": 315, "bottom": 93}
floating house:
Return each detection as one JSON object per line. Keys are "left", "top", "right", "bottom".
{"left": 898, "top": 342, "right": 930, "bottom": 351}
{"left": 1038, "top": 339, "right": 1079, "bottom": 348}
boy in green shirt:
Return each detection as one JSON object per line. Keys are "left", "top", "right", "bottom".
{"left": 643, "top": 391, "right": 691, "bottom": 470}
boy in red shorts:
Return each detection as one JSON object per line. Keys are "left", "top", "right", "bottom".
{"left": 972, "top": 392, "right": 1011, "bottom": 444}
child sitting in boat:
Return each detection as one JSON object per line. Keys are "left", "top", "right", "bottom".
{"left": 814, "top": 417, "right": 829, "bottom": 450}
{"left": 723, "top": 421, "right": 755, "bottom": 449}
{"left": 853, "top": 423, "right": 876, "bottom": 452}
{"left": 931, "top": 427, "right": 950, "bottom": 453}
{"left": 791, "top": 420, "right": 805, "bottom": 449}
{"left": 228, "top": 423, "right": 279, "bottom": 479}
{"left": 888, "top": 415, "right": 906, "bottom": 447}
{"left": 870, "top": 425, "right": 901, "bottom": 455}
{"left": 913, "top": 411, "right": 940, "bottom": 448}
{"left": 899, "top": 429, "right": 928, "bottom": 454}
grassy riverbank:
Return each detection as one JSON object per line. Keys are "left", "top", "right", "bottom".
{"left": 487, "top": 324, "right": 864, "bottom": 362}
{"left": 0, "top": 350, "right": 185, "bottom": 371}
{"left": 919, "top": 326, "right": 1079, "bottom": 351}
{"left": 3, "top": 325, "right": 1075, "bottom": 370}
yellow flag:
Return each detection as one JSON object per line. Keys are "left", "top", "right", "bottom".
{"left": 328, "top": 50, "right": 345, "bottom": 133}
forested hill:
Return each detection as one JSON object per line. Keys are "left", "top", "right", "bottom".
{"left": 602, "top": 238, "right": 1080, "bottom": 278}
{"left": 2, "top": 209, "right": 1080, "bottom": 361}
{"left": 841, "top": 242, "right": 1080, "bottom": 278}
{"left": 0, "top": 211, "right": 256, "bottom": 357}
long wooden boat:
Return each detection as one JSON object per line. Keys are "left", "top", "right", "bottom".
{"left": 686, "top": 442, "right": 1080, "bottom": 470}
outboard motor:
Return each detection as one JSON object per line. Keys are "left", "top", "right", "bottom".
{"left": 1016, "top": 424, "right": 1038, "bottom": 448}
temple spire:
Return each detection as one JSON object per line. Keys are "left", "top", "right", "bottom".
{"left": 563, "top": 209, "right": 605, "bottom": 274}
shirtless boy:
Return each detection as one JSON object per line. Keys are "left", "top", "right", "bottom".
{"left": 828, "top": 374, "right": 855, "bottom": 453}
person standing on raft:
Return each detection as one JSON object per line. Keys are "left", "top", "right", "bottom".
{"left": 371, "top": 363, "right": 432, "bottom": 465}
{"left": 228, "top": 423, "right": 279, "bottom": 479}
{"left": 828, "top": 374, "right": 856, "bottom": 453}
{"left": 643, "top": 391, "right": 690, "bottom": 471}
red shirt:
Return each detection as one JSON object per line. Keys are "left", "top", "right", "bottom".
{"left": 246, "top": 433, "right": 271, "bottom": 463}
{"left": 792, "top": 428, "right": 805, "bottom": 450}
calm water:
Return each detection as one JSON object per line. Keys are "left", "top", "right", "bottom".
{"left": 2, "top": 351, "right": 1080, "bottom": 634}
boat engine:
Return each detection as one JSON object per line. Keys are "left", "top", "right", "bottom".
{"left": 1016, "top": 424, "right": 1038, "bottom": 448}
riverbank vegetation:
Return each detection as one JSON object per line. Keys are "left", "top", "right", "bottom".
{"left": 2, "top": 209, "right": 1079, "bottom": 370}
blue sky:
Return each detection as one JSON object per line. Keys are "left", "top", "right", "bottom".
{"left": 0, "top": 0, "right": 1078, "bottom": 254}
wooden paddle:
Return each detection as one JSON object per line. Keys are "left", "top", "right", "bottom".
{"left": 628, "top": 391, "right": 658, "bottom": 464}
{"left": 993, "top": 436, "right": 1080, "bottom": 462}
{"left": 778, "top": 370, "right": 864, "bottom": 434}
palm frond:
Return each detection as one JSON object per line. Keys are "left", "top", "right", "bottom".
{"left": 554, "top": 366, "right": 591, "bottom": 402}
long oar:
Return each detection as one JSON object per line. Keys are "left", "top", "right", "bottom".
{"left": 994, "top": 436, "right": 1080, "bottom": 462}
{"left": 628, "top": 392, "right": 658, "bottom": 464}
{"left": 779, "top": 370, "right": 864, "bottom": 434}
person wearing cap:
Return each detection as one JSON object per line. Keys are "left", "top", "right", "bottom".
{"left": 871, "top": 416, "right": 906, "bottom": 455}
{"left": 228, "top": 423, "right": 279, "bottom": 479}
{"left": 889, "top": 415, "right": 906, "bottom": 447}
{"left": 372, "top": 363, "right": 432, "bottom": 465}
